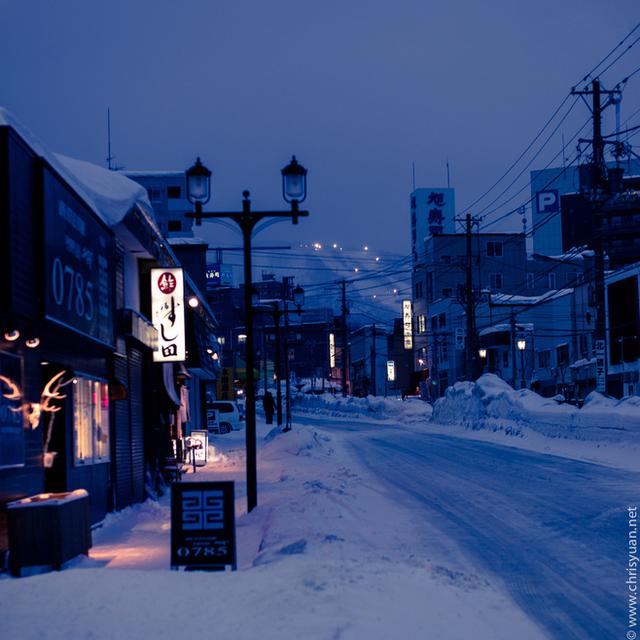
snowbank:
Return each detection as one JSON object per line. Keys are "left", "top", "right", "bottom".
{"left": 292, "top": 392, "right": 432, "bottom": 423}
{"left": 0, "top": 417, "right": 545, "bottom": 640}
{"left": 432, "top": 374, "right": 640, "bottom": 443}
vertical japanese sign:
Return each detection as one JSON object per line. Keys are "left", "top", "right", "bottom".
{"left": 426, "top": 190, "right": 446, "bottom": 235}
{"left": 329, "top": 333, "right": 336, "bottom": 368}
{"left": 595, "top": 339, "right": 606, "bottom": 393}
{"left": 171, "top": 481, "right": 237, "bottom": 570}
{"left": 151, "top": 268, "right": 186, "bottom": 362}
{"left": 402, "top": 300, "right": 413, "bottom": 349}
{"left": 386, "top": 360, "right": 395, "bottom": 382}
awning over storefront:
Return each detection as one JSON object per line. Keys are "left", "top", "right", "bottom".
{"left": 162, "top": 362, "right": 181, "bottom": 407}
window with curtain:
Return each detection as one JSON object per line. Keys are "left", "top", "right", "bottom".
{"left": 73, "top": 376, "right": 110, "bottom": 465}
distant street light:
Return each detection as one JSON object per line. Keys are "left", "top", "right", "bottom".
{"left": 184, "top": 155, "right": 309, "bottom": 513}
{"left": 517, "top": 339, "right": 526, "bottom": 390}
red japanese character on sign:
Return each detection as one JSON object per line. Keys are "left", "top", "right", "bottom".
{"left": 157, "top": 272, "right": 177, "bottom": 294}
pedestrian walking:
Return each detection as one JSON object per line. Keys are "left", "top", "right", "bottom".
{"left": 263, "top": 391, "right": 275, "bottom": 424}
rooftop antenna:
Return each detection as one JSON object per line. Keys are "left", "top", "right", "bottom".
{"left": 106, "top": 108, "right": 113, "bottom": 170}
{"left": 412, "top": 161, "right": 416, "bottom": 192}
{"left": 446, "top": 156, "right": 451, "bottom": 188}
{"left": 106, "top": 108, "right": 123, "bottom": 171}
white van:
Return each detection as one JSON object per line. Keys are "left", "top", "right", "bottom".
{"left": 207, "top": 401, "right": 242, "bottom": 434}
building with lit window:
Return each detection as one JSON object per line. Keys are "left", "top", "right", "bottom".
{"left": 0, "top": 110, "right": 219, "bottom": 561}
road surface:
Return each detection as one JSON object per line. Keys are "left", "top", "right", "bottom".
{"left": 299, "top": 416, "right": 638, "bottom": 640}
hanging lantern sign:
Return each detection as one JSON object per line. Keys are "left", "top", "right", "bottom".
{"left": 151, "top": 268, "right": 186, "bottom": 362}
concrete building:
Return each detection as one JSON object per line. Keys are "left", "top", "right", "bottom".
{"left": 350, "top": 324, "right": 389, "bottom": 397}
{"left": 412, "top": 231, "right": 528, "bottom": 391}
{"left": 0, "top": 111, "right": 220, "bottom": 560}
{"left": 530, "top": 160, "right": 640, "bottom": 257}
{"left": 410, "top": 187, "right": 455, "bottom": 264}
{"left": 123, "top": 171, "right": 194, "bottom": 238}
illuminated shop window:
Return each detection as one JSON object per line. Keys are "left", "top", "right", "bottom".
{"left": 74, "top": 377, "right": 110, "bottom": 465}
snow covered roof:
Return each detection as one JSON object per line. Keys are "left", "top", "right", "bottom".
{"left": 122, "top": 170, "right": 184, "bottom": 178}
{"left": 570, "top": 357, "right": 596, "bottom": 368}
{"left": 545, "top": 249, "right": 594, "bottom": 261}
{"left": 168, "top": 237, "right": 210, "bottom": 245}
{"left": 491, "top": 289, "right": 573, "bottom": 306}
{"left": 478, "top": 322, "right": 534, "bottom": 337}
{"left": 55, "top": 154, "right": 152, "bottom": 226}
{"left": 0, "top": 106, "right": 152, "bottom": 228}
{"left": 528, "top": 248, "right": 594, "bottom": 262}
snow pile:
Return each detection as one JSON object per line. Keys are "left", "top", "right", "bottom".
{"left": 293, "top": 392, "right": 432, "bottom": 423}
{"left": 0, "top": 417, "right": 544, "bottom": 639}
{"left": 432, "top": 374, "right": 640, "bottom": 442}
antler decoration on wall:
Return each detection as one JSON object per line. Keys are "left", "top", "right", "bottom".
{"left": 0, "top": 370, "right": 71, "bottom": 430}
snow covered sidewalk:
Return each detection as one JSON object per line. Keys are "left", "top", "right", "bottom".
{"left": 0, "top": 418, "right": 545, "bottom": 640}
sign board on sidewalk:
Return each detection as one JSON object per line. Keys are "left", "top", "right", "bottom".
{"left": 171, "top": 481, "right": 236, "bottom": 571}
{"left": 205, "top": 408, "right": 218, "bottom": 433}
{"left": 189, "top": 430, "right": 208, "bottom": 466}
{"left": 595, "top": 339, "right": 606, "bottom": 393}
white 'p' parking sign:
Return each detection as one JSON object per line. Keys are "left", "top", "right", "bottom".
{"left": 536, "top": 190, "right": 559, "bottom": 214}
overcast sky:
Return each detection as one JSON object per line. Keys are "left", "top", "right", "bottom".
{"left": 1, "top": 1, "right": 639, "bottom": 254}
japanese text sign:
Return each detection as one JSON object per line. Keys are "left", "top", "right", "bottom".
{"left": 402, "top": 300, "right": 413, "bottom": 350}
{"left": 151, "top": 268, "right": 186, "bottom": 362}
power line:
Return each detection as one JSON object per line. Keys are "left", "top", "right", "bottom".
{"left": 581, "top": 21, "right": 640, "bottom": 82}
{"left": 461, "top": 23, "right": 640, "bottom": 215}
{"left": 593, "top": 33, "right": 640, "bottom": 80}
{"left": 461, "top": 95, "right": 575, "bottom": 213}
{"left": 475, "top": 99, "right": 581, "bottom": 217}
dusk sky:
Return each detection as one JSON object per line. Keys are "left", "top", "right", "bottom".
{"left": 1, "top": 1, "right": 639, "bottom": 253}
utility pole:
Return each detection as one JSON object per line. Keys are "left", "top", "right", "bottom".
{"left": 283, "top": 292, "right": 292, "bottom": 432}
{"left": 370, "top": 323, "right": 377, "bottom": 396}
{"left": 262, "top": 325, "right": 268, "bottom": 394}
{"left": 274, "top": 309, "right": 283, "bottom": 426}
{"left": 510, "top": 312, "right": 517, "bottom": 389}
{"left": 454, "top": 213, "right": 482, "bottom": 381}
{"left": 341, "top": 280, "right": 349, "bottom": 397}
{"left": 572, "top": 78, "right": 622, "bottom": 394}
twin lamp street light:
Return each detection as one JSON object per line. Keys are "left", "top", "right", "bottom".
{"left": 184, "top": 155, "right": 309, "bottom": 513}
{"left": 478, "top": 339, "right": 528, "bottom": 389}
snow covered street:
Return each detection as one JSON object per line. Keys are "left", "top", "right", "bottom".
{"left": 1, "top": 400, "right": 637, "bottom": 639}
{"left": 347, "top": 423, "right": 638, "bottom": 639}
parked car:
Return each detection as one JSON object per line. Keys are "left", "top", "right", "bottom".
{"left": 207, "top": 401, "right": 242, "bottom": 433}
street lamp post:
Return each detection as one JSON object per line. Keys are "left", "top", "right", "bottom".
{"left": 253, "top": 283, "right": 305, "bottom": 432}
{"left": 185, "top": 156, "right": 308, "bottom": 513}
{"left": 284, "top": 285, "right": 305, "bottom": 432}
{"left": 478, "top": 348, "right": 487, "bottom": 374}
{"left": 253, "top": 300, "right": 284, "bottom": 427}
{"left": 517, "top": 339, "right": 526, "bottom": 390}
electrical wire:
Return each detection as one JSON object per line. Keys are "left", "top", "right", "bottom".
{"left": 581, "top": 21, "right": 640, "bottom": 82}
